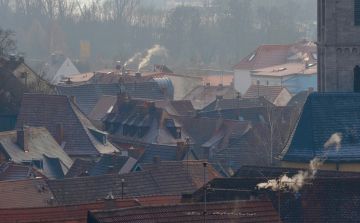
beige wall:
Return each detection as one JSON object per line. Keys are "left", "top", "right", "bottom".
{"left": 234, "top": 69, "right": 251, "bottom": 94}
{"left": 164, "top": 75, "right": 202, "bottom": 100}
{"left": 274, "top": 88, "right": 292, "bottom": 106}
{"left": 13, "top": 64, "right": 53, "bottom": 93}
{"left": 282, "top": 161, "right": 360, "bottom": 172}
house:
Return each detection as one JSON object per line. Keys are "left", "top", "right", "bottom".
{"left": 250, "top": 62, "right": 317, "bottom": 94}
{"left": 0, "top": 178, "right": 56, "bottom": 208}
{"left": 15, "top": 94, "right": 120, "bottom": 160}
{"left": 182, "top": 84, "right": 240, "bottom": 110}
{"left": 243, "top": 85, "right": 292, "bottom": 106}
{"left": 287, "top": 88, "right": 315, "bottom": 108}
{"left": 136, "top": 142, "right": 199, "bottom": 163}
{"left": 88, "top": 154, "right": 137, "bottom": 176}
{"left": 279, "top": 93, "right": 360, "bottom": 171}
{"left": 172, "top": 115, "right": 251, "bottom": 159}
{"left": 0, "top": 127, "right": 73, "bottom": 178}
{"left": 44, "top": 53, "right": 80, "bottom": 84}
{"left": 0, "top": 195, "right": 180, "bottom": 223}
{"left": 87, "top": 199, "right": 280, "bottom": 223}
{"left": 232, "top": 40, "right": 317, "bottom": 94}
{"left": 109, "top": 101, "right": 192, "bottom": 154}
{"left": 0, "top": 163, "right": 47, "bottom": 181}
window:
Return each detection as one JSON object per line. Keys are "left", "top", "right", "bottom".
{"left": 355, "top": 0, "right": 360, "bottom": 26}
{"left": 248, "top": 53, "right": 256, "bottom": 62}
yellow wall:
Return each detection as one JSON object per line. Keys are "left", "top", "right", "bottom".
{"left": 282, "top": 161, "right": 360, "bottom": 172}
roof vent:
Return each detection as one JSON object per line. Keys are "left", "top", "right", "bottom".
{"left": 279, "top": 68, "right": 286, "bottom": 71}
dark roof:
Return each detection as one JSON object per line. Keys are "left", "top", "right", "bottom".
{"left": 65, "top": 158, "right": 96, "bottom": 178}
{"left": 287, "top": 90, "right": 313, "bottom": 108}
{"left": 232, "top": 165, "right": 360, "bottom": 178}
{"left": 192, "top": 177, "right": 360, "bottom": 223}
{"left": 0, "top": 163, "right": 46, "bottom": 181}
{"left": 89, "top": 154, "right": 137, "bottom": 176}
{"left": 123, "top": 82, "right": 166, "bottom": 101}
{"left": 281, "top": 93, "right": 360, "bottom": 163}
{"left": 15, "top": 94, "right": 119, "bottom": 157}
{"left": 0, "top": 127, "right": 73, "bottom": 179}
{"left": 0, "top": 115, "right": 17, "bottom": 132}
{"left": 243, "top": 85, "right": 290, "bottom": 104}
{"left": 0, "top": 178, "right": 57, "bottom": 208}
{"left": 137, "top": 143, "right": 198, "bottom": 163}
{"left": 88, "top": 95, "right": 117, "bottom": 121}
{"left": 137, "top": 160, "right": 222, "bottom": 189}
{"left": 55, "top": 83, "right": 120, "bottom": 115}
{"left": 168, "top": 100, "right": 195, "bottom": 116}
{"left": 201, "top": 98, "right": 273, "bottom": 112}
{"left": 154, "top": 65, "right": 173, "bottom": 73}
{"left": 88, "top": 200, "right": 280, "bottom": 223}
{"left": 172, "top": 115, "right": 250, "bottom": 158}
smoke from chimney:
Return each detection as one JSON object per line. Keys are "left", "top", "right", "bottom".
{"left": 124, "top": 52, "right": 142, "bottom": 67}
{"left": 138, "top": 45, "right": 169, "bottom": 70}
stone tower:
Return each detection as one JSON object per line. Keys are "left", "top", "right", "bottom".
{"left": 317, "top": 0, "right": 360, "bottom": 92}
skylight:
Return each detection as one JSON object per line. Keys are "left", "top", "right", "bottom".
{"left": 311, "top": 52, "right": 317, "bottom": 60}
{"left": 106, "top": 106, "right": 114, "bottom": 114}
{"left": 248, "top": 53, "right": 256, "bottom": 62}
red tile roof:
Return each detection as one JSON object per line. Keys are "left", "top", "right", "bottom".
{"left": 88, "top": 200, "right": 280, "bottom": 222}
{"left": 243, "top": 85, "right": 290, "bottom": 104}
{"left": 232, "top": 41, "right": 316, "bottom": 70}
{"left": 0, "top": 163, "right": 46, "bottom": 181}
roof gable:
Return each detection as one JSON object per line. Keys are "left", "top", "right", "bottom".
{"left": 243, "top": 85, "right": 290, "bottom": 104}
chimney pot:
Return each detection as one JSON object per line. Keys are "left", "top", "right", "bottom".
{"left": 153, "top": 156, "right": 161, "bottom": 164}
{"left": 17, "top": 129, "right": 29, "bottom": 152}
{"left": 104, "top": 191, "right": 116, "bottom": 210}
{"left": 56, "top": 124, "right": 63, "bottom": 146}
{"left": 9, "top": 54, "right": 16, "bottom": 61}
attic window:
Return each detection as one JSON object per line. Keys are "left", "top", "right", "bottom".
{"left": 258, "top": 114, "right": 265, "bottom": 123}
{"left": 311, "top": 52, "right": 317, "bottom": 60}
{"left": 248, "top": 53, "right": 256, "bottom": 62}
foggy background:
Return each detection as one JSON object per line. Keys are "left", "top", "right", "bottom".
{"left": 0, "top": 0, "right": 316, "bottom": 73}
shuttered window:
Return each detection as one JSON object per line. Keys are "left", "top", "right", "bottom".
{"left": 355, "top": 0, "right": 360, "bottom": 26}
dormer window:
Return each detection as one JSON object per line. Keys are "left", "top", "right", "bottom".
{"left": 130, "top": 126, "right": 137, "bottom": 137}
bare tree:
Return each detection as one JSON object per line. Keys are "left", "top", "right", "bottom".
{"left": 0, "top": 27, "right": 16, "bottom": 58}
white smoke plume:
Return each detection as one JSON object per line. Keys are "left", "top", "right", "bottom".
{"left": 257, "top": 132, "right": 342, "bottom": 192}
{"left": 324, "top": 132, "right": 342, "bottom": 152}
{"left": 124, "top": 52, "right": 142, "bottom": 67}
{"left": 138, "top": 45, "right": 168, "bottom": 70}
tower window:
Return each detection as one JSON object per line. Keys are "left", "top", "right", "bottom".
{"left": 355, "top": 0, "right": 360, "bottom": 26}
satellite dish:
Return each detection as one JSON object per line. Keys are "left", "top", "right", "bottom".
{"left": 116, "top": 65, "right": 121, "bottom": 70}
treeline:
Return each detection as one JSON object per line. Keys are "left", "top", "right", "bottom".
{"left": 0, "top": 0, "right": 316, "bottom": 71}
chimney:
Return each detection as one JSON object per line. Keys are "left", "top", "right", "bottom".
{"left": 176, "top": 142, "right": 185, "bottom": 160}
{"left": 17, "top": 129, "right": 29, "bottom": 152}
{"left": 128, "top": 147, "right": 140, "bottom": 159}
{"left": 181, "top": 193, "right": 193, "bottom": 203}
{"left": 118, "top": 77, "right": 125, "bottom": 86}
{"left": 218, "top": 84, "right": 223, "bottom": 89}
{"left": 148, "top": 101, "right": 155, "bottom": 109}
{"left": 187, "top": 110, "right": 195, "bottom": 117}
{"left": 205, "top": 83, "right": 210, "bottom": 87}
{"left": 51, "top": 54, "right": 56, "bottom": 64}
{"left": 215, "top": 112, "right": 223, "bottom": 131}
{"left": 104, "top": 190, "right": 116, "bottom": 210}
{"left": 9, "top": 54, "right": 15, "bottom": 61}
{"left": 19, "top": 55, "right": 24, "bottom": 63}
{"left": 153, "top": 156, "right": 161, "bottom": 164}
{"left": 216, "top": 95, "right": 223, "bottom": 100}
{"left": 305, "top": 61, "right": 309, "bottom": 69}
{"left": 70, "top": 95, "right": 76, "bottom": 104}
{"left": 56, "top": 124, "right": 63, "bottom": 146}
{"left": 302, "top": 38, "right": 307, "bottom": 44}
{"left": 117, "top": 92, "right": 127, "bottom": 112}
{"left": 135, "top": 72, "right": 141, "bottom": 78}
{"left": 308, "top": 87, "right": 314, "bottom": 92}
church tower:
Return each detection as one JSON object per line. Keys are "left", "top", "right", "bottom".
{"left": 317, "top": 0, "right": 360, "bottom": 92}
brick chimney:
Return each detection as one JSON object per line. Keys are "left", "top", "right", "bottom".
{"left": 181, "top": 193, "right": 193, "bottom": 203}
{"left": 17, "top": 129, "right": 29, "bottom": 152}
{"left": 128, "top": 147, "right": 140, "bottom": 159}
{"left": 56, "top": 124, "right": 63, "bottom": 146}
{"left": 153, "top": 156, "right": 161, "bottom": 164}
{"left": 216, "top": 112, "right": 223, "bottom": 131}
{"left": 147, "top": 101, "right": 155, "bottom": 110}
{"left": 104, "top": 190, "right": 116, "bottom": 210}
{"left": 176, "top": 142, "right": 185, "bottom": 160}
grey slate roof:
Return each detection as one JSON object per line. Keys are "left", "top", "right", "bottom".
{"left": 201, "top": 97, "right": 273, "bottom": 112}
{"left": 280, "top": 93, "right": 360, "bottom": 163}
{"left": 287, "top": 90, "right": 313, "bottom": 108}
{"left": 55, "top": 84, "right": 120, "bottom": 115}
{"left": 65, "top": 158, "right": 96, "bottom": 178}
{"left": 123, "top": 82, "right": 166, "bottom": 101}
{"left": 88, "top": 154, "right": 137, "bottom": 176}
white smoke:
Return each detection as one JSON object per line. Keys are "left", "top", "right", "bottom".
{"left": 324, "top": 132, "right": 342, "bottom": 152}
{"left": 257, "top": 132, "right": 342, "bottom": 192}
{"left": 124, "top": 52, "right": 142, "bottom": 67}
{"left": 138, "top": 45, "right": 168, "bottom": 70}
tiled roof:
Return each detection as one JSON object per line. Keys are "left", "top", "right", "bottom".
{"left": 137, "top": 143, "right": 197, "bottom": 163}
{"left": 168, "top": 100, "right": 195, "bottom": 116}
{"left": 0, "top": 163, "right": 47, "bottom": 181}
{"left": 0, "top": 127, "right": 73, "bottom": 179}
{"left": 281, "top": 93, "right": 360, "bottom": 162}
{"left": 88, "top": 95, "right": 118, "bottom": 121}
{"left": 88, "top": 200, "right": 280, "bottom": 223}
{"left": 0, "top": 178, "right": 56, "bottom": 208}
{"left": 287, "top": 90, "right": 314, "bottom": 108}
{"left": 243, "top": 85, "right": 290, "bottom": 104}
{"left": 172, "top": 115, "right": 250, "bottom": 158}
{"left": 123, "top": 82, "right": 166, "bottom": 101}
{"left": 232, "top": 40, "right": 316, "bottom": 70}
{"left": 89, "top": 154, "right": 137, "bottom": 176}
{"left": 182, "top": 85, "right": 238, "bottom": 109}
{"left": 138, "top": 160, "right": 222, "bottom": 189}
{"left": 55, "top": 83, "right": 120, "bottom": 115}
{"left": 65, "top": 158, "right": 96, "bottom": 178}
{"left": 15, "top": 94, "right": 119, "bottom": 157}
{"left": 201, "top": 97, "right": 273, "bottom": 112}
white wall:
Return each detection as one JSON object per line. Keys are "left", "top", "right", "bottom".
{"left": 234, "top": 69, "right": 251, "bottom": 94}
{"left": 54, "top": 58, "right": 80, "bottom": 83}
